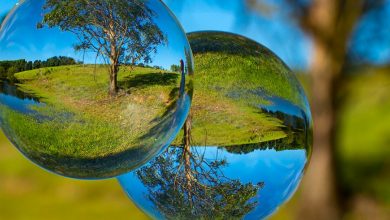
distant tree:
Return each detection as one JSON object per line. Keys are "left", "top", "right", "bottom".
{"left": 58, "top": 56, "right": 76, "bottom": 65}
{"left": 0, "top": 66, "right": 5, "bottom": 77}
{"left": 41, "top": 60, "right": 48, "bottom": 68}
{"left": 25, "top": 61, "right": 33, "bottom": 71}
{"left": 46, "top": 56, "right": 60, "bottom": 67}
{"left": 7, "top": 66, "right": 18, "bottom": 81}
{"left": 153, "top": 65, "right": 163, "bottom": 70}
{"left": 7, "top": 65, "right": 18, "bottom": 75}
{"left": 40, "top": 0, "right": 167, "bottom": 96}
{"left": 13, "top": 59, "right": 27, "bottom": 72}
{"left": 170, "top": 64, "right": 181, "bottom": 72}
{"left": 33, "top": 60, "right": 41, "bottom": 69}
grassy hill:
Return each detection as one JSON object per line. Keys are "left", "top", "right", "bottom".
{"left": 10, "top": 65, "right": 181, "bottom": 157}
{"left": 172, "top": 32, "right": 310, "bottom": 147}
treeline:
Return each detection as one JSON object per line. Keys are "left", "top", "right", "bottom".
{"left": 170, "top": 64, "right": 181, "bottom": 72}
{"left": 261, "top": 108, "right": 307, "bottom": 132}
{"left": 222, "top": 131, "right": 307, "bottom": 155}
{"left": 135, "top": 63, "right": 165, "bottom": 71}
{"left": 0, "top": 56, "right": 77, "bottom": 80}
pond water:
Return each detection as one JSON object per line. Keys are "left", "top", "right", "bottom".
{"left": 0, "top": 80, "right": 42, "bottom": 114}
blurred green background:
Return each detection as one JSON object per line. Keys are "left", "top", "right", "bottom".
{"left": 0, "top": 131, "right": 149, "bottom": 220}
{"left": 273, "top": 68, "right": 390, "bottom": 219}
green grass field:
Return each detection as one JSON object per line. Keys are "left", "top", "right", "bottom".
{"left": 5, "top": 65, "right": 181, "bottom": 159}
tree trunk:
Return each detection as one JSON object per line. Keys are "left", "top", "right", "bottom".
{"left": 296, "top": 0, "right": 364, "bottom": 218}
{"left": 109, "top": 61, "right": 119, "bottom": 97}
{"left": 298, "top": 39, "right": 343, "bottom": 220}
{"left": 108, "top": 16, "right": 119, "bottom": 97}
{"left": 183, "top": 114, "right": 193, "bottom": 196}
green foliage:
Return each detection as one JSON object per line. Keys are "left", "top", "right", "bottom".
{"left": 338, "top": 68, "right": 390, "bottom": 204}
{"left": 0, "top": 66, "right": 5, "bottom": 77}
{"left": 0, "top": 57, "right": 76, "bottom": 81}
{"left": 170, "top": 64, "right": 181, "bottom": 73}
{"left": 223, "top": 130, "right": 307, "bottom": 154}
{"left": 41, "top": 0, "right": 166, "bottom": 65}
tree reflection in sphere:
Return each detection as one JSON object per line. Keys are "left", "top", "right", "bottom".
{"left": 118, "top": 32, "right": 312, "bottom": 219}
{"left": 0, "top": 0, "right": 193, "bottom": 179}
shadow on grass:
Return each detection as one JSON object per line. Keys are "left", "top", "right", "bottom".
{"left": 119, "top": 72, "right": 179, "bottom": 90}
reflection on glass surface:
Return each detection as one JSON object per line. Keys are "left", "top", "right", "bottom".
{"left": 118, "top": 31, "right": 312, "bottom": 219}
{"left": 0, "top": 0, "right": 193, "bottom": 179}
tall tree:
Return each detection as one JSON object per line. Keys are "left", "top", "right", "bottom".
{"left": 247, "top": 0, "right": 385, "bottom": 219}
{"left": 40, "top": 0, "right": 166, "bottom": 96}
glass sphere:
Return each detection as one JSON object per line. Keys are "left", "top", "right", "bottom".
{"left": 118, "top": 31, "right": 312, "bottom": 219}
{"left": 0, "top": 0, "right": 193, "bottom": 179}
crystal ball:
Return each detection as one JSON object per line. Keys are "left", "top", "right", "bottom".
{"left": 118, "top": 31, "right": 312, "bottom": 219}
{"left": 0, "top": 0, "right": 193, "bottom": 179}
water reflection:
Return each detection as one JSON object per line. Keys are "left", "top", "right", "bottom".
{"left": 0, "top": 80, "right": 42, "bottom": 114}
{"left": 119, "top": 136, "right": 307, "bottom": 219}
{"left": 118, "top": 31, "right": 312, "bottom": 219}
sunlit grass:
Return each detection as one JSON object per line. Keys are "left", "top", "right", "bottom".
{"left": 170, "top": 52, "right": 293, "bottom": 146}
{"left": 1, "top": 65, "right": 181, "bottom": 159}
